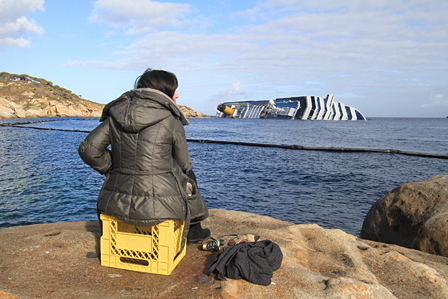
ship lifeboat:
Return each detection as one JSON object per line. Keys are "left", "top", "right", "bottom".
{"left": 217, "top": 104, "right": 234, "bottom": 116}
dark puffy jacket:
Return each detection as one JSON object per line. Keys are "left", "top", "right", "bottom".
{"left": 78, "top": 88, "right": 208, "bottom": 227}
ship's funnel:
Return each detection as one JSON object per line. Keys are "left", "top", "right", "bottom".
{"left": 217, "top": 104, "right": 234, "bottom": 116}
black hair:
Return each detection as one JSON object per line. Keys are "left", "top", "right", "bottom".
{"left": 134, "top": 68, "right": 178, "bottom": 98}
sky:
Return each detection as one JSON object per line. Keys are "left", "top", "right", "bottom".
{"left": 1, "top": 0, "right": 448, "bottom": 117}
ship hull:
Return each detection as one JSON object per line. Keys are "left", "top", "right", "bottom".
{"left": 216, "top": 95, "right": 366, "bottom": 120}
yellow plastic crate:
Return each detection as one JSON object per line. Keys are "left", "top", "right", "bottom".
{"left": 100, "top": 214, "right": 186, "bottom": 275}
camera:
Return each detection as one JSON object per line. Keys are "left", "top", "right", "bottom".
{"left": 202, "top": 237, "right": 225, "bottom": 251}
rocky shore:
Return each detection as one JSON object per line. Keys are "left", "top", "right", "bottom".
{"left": 361, "top": 175, "right": 448, "bottom": 257}
{"left": 0, "top": 93, "right": 207, "bottom": 119}
{"left": 0, "top": 72, "right": 208, "bottom": 119}
{"left": 0, "top": 89, "right": 104, "bottom": 119}
{"left": 178, "top": 105, "right": 209, "bottom": 119}
{"left": 1, "top": 207, "right": 448, "bottom": 299}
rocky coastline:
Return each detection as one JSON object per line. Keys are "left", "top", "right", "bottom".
{"left": 0, "top": 72, "right": 208, "bottom": 119}
{"left": 361, "top": 175, "right": 448, "bottom": 257}
{"left": 1, "top": 175, "right": 448, "bottom": 298}
{"left": 0, "top": 209, "right": 447, "bottom": 299}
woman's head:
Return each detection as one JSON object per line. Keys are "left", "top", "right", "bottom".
{"left": 134, "top": 68, "right": 178, "bottom": 99}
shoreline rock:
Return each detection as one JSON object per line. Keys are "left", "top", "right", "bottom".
{"left": 179, "top": 105, "right": 209, "bottom": 118}
{"left": 0, "top": 96, "right": 104, "bottom": 119}
{"left": 1, "top": 209, "right": 448, "bottom": 298}
{"left": 0, "top": 72, "right": 208, "bottom": 119}
{"left": 361, "top": 175, "right": 448, "bottom": 257}
{"left": 0, "top": 95, "right": 208, "bottom": 120}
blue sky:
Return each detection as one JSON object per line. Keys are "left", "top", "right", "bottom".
{"left": 1, "top": 0, "right": 448, "bottom": 117}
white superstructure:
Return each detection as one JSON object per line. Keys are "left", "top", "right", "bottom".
{"left": 216, "top": 94, "right": 366, "bottom": 120}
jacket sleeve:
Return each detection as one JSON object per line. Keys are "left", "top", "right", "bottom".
{"left": 78, "top": 118, "right": 112, "bottom": 175}
{"left": 172, "top": 119, "right": 192, "bottom": 173}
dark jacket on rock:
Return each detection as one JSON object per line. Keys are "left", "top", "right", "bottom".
{"left": 78, "top": 88, "right": 208, "bottom": 228}
{"left": 207, "top": 240, "right": 283, "bottom": 286}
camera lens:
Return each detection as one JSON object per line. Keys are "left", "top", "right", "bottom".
{"left": 205, "top": 240, "right": 218, "bottom": 251}
{"left": 202, "top": 239, "right": 224, "bottom": 251}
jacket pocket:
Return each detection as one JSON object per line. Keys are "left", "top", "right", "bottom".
{"left": 186, "top": 179, "right": 209, "bottom": 222}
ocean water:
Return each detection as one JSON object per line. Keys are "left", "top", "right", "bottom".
{"left": 0, "top": 117, "right": 447, "bottom": 236}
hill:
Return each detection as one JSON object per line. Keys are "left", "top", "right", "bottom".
{"left": 0, "top": 72, "right": 208, "bottom": 119}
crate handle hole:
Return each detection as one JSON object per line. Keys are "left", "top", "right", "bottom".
{"left": 120, "top": 257, "right": 149, "bottom": 266}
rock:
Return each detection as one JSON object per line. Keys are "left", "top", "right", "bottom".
{"left": 21, "top": 91, "right": 34, "bottom": 97}
{"left": 0, "top": 72, "right": 207, "bottom": 119}
{"left": 0, "top": 96, "right": 208, "bottom": 119}
{"left": 0, "top": 96, "right": 104, "bottom": 119}
{"left": 1, "top": 209, "right": 448, "bottom": 298}
{"left": 360, "top": 175, "right": 448, "bottom": 256}
{"left": 0, "top": 98, "right": 16, "bottom": 118}
{"left": 179, "top": 105, "right": 209, "bottom": 118}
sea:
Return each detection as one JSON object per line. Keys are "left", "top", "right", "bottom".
{"left": 0, "top": 117, "right": 447, "bottom": 237}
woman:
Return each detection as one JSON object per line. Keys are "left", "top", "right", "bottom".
{"left": 78, "top": 68, "right": 210, "bottom": 244}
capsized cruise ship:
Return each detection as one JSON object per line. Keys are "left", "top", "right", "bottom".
{"left": 216, "top": 94, "right": 366, "bottom": 120}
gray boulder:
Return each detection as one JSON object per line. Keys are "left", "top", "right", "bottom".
{"left": 361, "top": 175, "right": 448, "bottom": 256}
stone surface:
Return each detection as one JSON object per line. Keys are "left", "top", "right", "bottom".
{"left": 179, "top": 105, "right": 209, "bottom": 118}
{"left": 1, "top": 209, "right": 448, "bottom": 298}
{"left": 361, "top": 175, "right": 448, "bottom": 256}
{"left": 0, "top": 95, "right": 104, "bottom": 118}
{"left": 0, "top": 95, "right": 207, "bottom": 119}
{"left": 0, "top": 73, "right": 208, "bottom": 119}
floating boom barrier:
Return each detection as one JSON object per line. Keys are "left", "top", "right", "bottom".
{"left": 1, "top": 120, "right": 447, "bottom": 160}
{"left": 186, "top": 139, "right": 448, "bottom": 160}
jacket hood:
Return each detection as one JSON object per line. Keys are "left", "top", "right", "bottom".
{"left": 100, "top": 88, "right": 189, "bottom": 132}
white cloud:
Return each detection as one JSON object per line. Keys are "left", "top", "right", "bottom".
{"left": 105, "top": 31, "right": 115, "bottom": 38}
{"left": 79, "top": 1, "right": 448, "bottom": 74}
{"left": 89, "top": 0, "right": 192, "bottom": 34}
{"left": 72, "top": 1, "right": 448, "bottom": 116}
{"left": 0, "top": 0, "right": 44, "bottom": 49}
{"left": 207, "top": 82, "right": 250, "bottom": 103}
{"left": 422, "top": 94, "right": 448, "bottom": 108}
